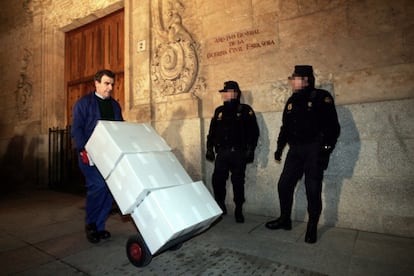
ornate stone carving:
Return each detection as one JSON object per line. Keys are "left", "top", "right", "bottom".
{"left": 271, "top": 73, "right": 335, "bottom": 110}
{"left": 151, "top": 0, "right": 198, "bottom": 96}
{"left": 314, "top": 71, "right": 335, "bottom": 96}
{"left": 15, "top": 49, "right": 33, "bottom": 121}
{"left": 271, "top": 80, "right": 291, "bottom": 108}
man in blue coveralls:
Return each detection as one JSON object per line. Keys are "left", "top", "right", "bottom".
{"left": 71, "top": 69, "right": 123, "bottom": 243}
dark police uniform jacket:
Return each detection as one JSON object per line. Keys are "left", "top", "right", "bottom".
{"left": 207, "top": 102, "right": 259, "bottom": 153}
{"left": 277, "top": 88, "right": 340, "bottom": 152}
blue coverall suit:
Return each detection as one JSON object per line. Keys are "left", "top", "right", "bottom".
{"left": 71, "top": 91, "right": 123, "bottom": 231}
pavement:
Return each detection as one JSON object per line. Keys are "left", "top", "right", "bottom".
{"left": 0, "top": 189, "right": 413, "bottom": 276}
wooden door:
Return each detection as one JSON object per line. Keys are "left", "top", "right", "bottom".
{"left": 65, "top": 9, "right": 124, "bottom": 125}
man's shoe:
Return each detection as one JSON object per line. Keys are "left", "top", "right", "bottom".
{"left": 85, "top": 223, "right": 100, "bottom": 243}
{"left": 235, "top": 206, "right": 244, "bottom": 223}
{"left": 305, "top": 222, "right": 317, "bottom": 243}
{"left": 265, "top": 217, "right": 292, "bottom": 230}
{"left": 99, "top": 230, "right": 111, "bottom": 240}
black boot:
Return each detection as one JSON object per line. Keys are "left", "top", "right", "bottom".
{"left": 85, "top": 223, "right": 100, "bottom": 243}
{"left": 305, "top": 221, "right": 318, "bottom": 243}
{"left": 265, "top": 216, "right": 292, "bottom": 230}
{"left": 235, "top": 205, "right": 244, "bottom": 223}
{"left": 98, "top": 230, "right": 111, "bottom": 240}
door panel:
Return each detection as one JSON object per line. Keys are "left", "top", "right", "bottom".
{"left": 104, "top": 11, "right": 124, "bottom": 72}
{"left": 66, "top": 31, "right": 84, "bottom": 81}
{"left": 67, "top": 84, "right": 83, "bottom": 125}
{"left": 83, "top": 25, "right": 103, "bottom": 78}
{"left": 114, "top": 73, "right": 125, "bottom": 117}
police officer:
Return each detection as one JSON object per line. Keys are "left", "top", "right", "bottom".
{"left": 206, "top": 81, "right": 259, "bottom": 223}
{"left": 71, "top": 69, "right": 123, "bottom": 243}
{"left": 265, "top": 65, "right": 340, "bottom": 243}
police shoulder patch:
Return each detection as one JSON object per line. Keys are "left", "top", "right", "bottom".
{"left": 324, "top": 97, "right": 333, "bottom": 104}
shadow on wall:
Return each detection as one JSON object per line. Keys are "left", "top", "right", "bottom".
{"left": 241, "top": 91, "right": 270, "bottom": 210}
{"left": 324, "top": 106, "right": 361, "bottom": 225}
{"left": 246, "top": 90, "right": 270, "bottom": 170}
{"left": 0, "top": 134, "right": 46, "bottom": 196}
{"left": 252, "top": 112, "right": 270, "bottom": 167}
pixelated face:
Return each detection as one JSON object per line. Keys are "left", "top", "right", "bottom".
{"left": 289, "top": 76, "right": 308, "bottom": 91}
{"left": 95, "top": 75, "right": 114, "bottom": 99}
{"left": 221, "top": 89, "right": 238, "bottom": 102}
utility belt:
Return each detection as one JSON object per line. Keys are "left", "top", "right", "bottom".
{"left": 216, "top": 145, "right": 244, "bottom": 152}
{"left": 288, "top": 135, "right": 320, "bottom": 146}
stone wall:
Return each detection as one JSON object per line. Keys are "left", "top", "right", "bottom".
{"left": 0, "top": 0, "right": 413, "bottom": 236}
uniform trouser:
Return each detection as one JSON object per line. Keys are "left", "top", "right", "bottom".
{"left": 212, "top": 148, "right": 247, "bottom": 206}
{"left": 78, "top": 156, "right": 113, "bottom": 231}
{"left": 277, "top": 142, "right": 324, "bottom": 222}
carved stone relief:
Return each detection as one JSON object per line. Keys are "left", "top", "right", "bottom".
{"left": 314, "top": 71, "right": 335, "bottom": 97}
{"left": 270, "top": 80, "right": 291, "bottom": 108}
{"left": 15, "top": 49, "right": 33, "bottom": 121}
{"left": 151, "top": 0, "right": 199, "bottom": 96}
{"left": 270, "top": 72, "right": 335, "bottom": 110}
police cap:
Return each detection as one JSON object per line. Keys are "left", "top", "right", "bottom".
{"left": 289, "top": 65, "right": 314, "bottom": 79}
{"left": 219, "top": 81, "right": 241, "bottom": 93}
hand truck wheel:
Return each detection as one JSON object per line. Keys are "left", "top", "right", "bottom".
{"left": 126, "top": 233, "right": 152, "bottom": 267}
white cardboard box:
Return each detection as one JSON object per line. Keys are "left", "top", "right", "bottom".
{"left": 106, "top": 151, "right": 193, "bottom": 214}
{"left": 130, "top": 181, "right": 222, "bottom": 254}
{"left": 85, "top": 121, "right": 170, "bottom": 179}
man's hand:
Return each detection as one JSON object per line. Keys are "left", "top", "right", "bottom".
{"left": 319, "top": 144, "right": 333, "bottom": 170}
{"left": 80, "top": 150, "right": 91, "bottom": 165}
{"left": 245, "top": 148, "right": 255, "bottom": 164}
{"left": 274, "top": 149, "right": 283, "bottom": 162}
{"left": 206, "top": 148, "right": 215, "bottom": 162}
{"left": 321, "top": 144, "right": 334, "bottom": 154}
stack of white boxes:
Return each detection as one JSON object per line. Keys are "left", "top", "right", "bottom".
{"left": 85, "top": 121, "right": 222, "bottom": 254}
